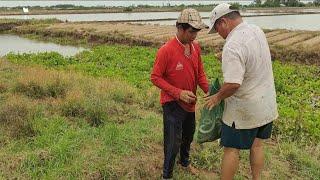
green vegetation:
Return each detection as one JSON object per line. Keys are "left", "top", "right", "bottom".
{"left": 0, "top": 35, "right": 319, "bottom": 178}
{"left": 252, "top": 0, "right": 319, "bottom": 7}
{"left": 5, "top": 44, "right": 320, "bottom": 144}
{"left": 254, "top": 0, "right": 305, "bottom": 7}
{"left": 6, "top": 46, "right": 157, "bottom": 89}
{"left": 123, "top": 6, "right": 133, "bottom": 12}
{"left": 315, "top": 0, "right": 320, "bottom": 6}
{"left": 0, "top": 61, "right": 163, "bottom": 179}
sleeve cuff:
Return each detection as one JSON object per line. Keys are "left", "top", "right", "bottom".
{"left": 173, "top": 89, "right": 182, "bottom": 100}
{"left": 223, "top": 78, "right": 243, "bottom": 85}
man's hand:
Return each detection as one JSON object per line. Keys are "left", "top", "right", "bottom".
{"left": 180, "top": 90, "right": 197, "bottom": 104}
{"left": 204, "top": 83, "right": 240, "bottom": 110}
{"left": 204, "top": 93, "right": 221, "bottom": 110}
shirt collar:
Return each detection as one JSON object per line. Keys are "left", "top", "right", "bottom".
{"left": 175, "top": 35, "right": 196, "bottom": 53}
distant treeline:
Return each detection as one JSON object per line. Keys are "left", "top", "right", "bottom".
{"left": 120, "top": 1, "right": 320, "bottom": 12}
{"left": 0, "top": 4, "right": 105, "bottom": 10}
{"left": 253, "top": 0, "right": 320, "bottom": 7}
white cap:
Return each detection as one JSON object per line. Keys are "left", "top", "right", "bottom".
{"left": 208, "top": 3, "right": 239, "bottom": 34}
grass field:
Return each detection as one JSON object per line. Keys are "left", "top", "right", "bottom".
{"left": 0, "top": 40, "right": 319, "bottom": 179}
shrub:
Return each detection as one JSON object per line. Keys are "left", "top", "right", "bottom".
{"left": 0, "top": 96, "right": 36, "bottom": 138}
{"left": 84, "top": 99, "right": 107, "bottom": 127}
{"left": 46, "top": 79, "right": 68, "bottom": 98}
{"left": 61, "top": 98, "right": 86, "bottom": 118}
{"left": 61, "top": 94, "right": 107, "bottom": 127}
{"left": 0, "top": 83, "right": 8, "bottom": 93}
{"left": 14, "top": 79, "right": 68, "bottom": 99}
{"left": 123, "top": 6, "right": 133, "bottom": 12}
{"left": 14, "top": 81, "right": 47, "bottom": 99}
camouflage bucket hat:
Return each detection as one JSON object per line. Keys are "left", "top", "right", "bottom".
{"left": 177, "top": 8, "right": 209, "bottom": 30}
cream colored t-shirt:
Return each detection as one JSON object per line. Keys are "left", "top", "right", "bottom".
{"left": 221, "top": 22, "right": 278, "bottom": 129}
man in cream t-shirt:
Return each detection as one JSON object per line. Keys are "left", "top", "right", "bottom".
{"left": 204, "top": 3, "right": 278, "bottom": 180}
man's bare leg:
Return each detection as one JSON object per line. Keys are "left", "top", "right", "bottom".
{"left": 250, "top": 138, "right": 264, "bottom": 180}
{"left": 221, "top": 147, "right": 240, "bottom": 180}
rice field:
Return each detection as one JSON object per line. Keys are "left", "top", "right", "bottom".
{"left": 44, "top": 22, "right": 320, "bottom": 48}
{"left": 9, "top": 21, "right": 320, "bottom": 65}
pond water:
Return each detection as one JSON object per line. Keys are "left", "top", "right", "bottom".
{"left": 0, "top": 34, "right": 86, "bottom": 57}
{"left": 1, "top": 12, "right": 320, "bottom": 30}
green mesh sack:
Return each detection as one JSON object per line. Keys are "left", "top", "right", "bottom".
{"left": 197, "top": 78, "right": 224, "bottom": 144}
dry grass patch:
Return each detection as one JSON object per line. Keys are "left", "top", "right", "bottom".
{"left": 13, "top": 68, "right": 69, "bottom": 99}
{"left": 0, "top": 60, "right": 151, "bottom": 129}
{"left": 0, "top": 95, "right": 37, "bottom": 138}
{"left": 0, "top": 83, "right": 8, "bottom": 93}
{"left": 297, "top": 34, "right": 320, "bottom": 47}
{"left": 268, "top": 31, "right": 301, "bottom": 44}
{"left": 265, "top": 29, "right": 288, "bottom": 38}
{"left": 275, "top": 33, "right": 315, "bottom": 46}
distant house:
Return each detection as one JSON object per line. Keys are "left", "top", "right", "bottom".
{"left": 22, "top": 7, "right": 29, "bottom": 13}
{"left": 280, "top": 0, "right": 302, "bottom": 4}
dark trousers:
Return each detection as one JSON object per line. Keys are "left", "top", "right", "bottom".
{"left": 162, "top": 101, "right": 195, "bottom": 179}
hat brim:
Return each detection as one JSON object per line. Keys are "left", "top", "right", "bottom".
{"left": 207, "top": 9, "right": 239, "bottom": 34}
{"left": 189, "top": 22, "right": 209, "bottom": 30}
{"left": 208, "top": 25, "right": 216, "bottom": 34}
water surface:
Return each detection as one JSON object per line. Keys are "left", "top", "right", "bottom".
{"left": 0, "top": 34, "right": 86, "bottom": 57}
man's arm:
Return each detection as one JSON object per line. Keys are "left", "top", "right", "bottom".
{"left": 204, "top": 83, "right": 240, "bottom": 110}
{"left": 204, "top": 43, "right": 245, "bottom": 110}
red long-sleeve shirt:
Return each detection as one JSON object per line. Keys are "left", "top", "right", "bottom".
{"left": 150, "top": 37, "right": 209, "bottom": 112}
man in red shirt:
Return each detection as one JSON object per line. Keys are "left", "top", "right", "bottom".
{"left": 150, "top": 8, "right": 209, "bottom": 179}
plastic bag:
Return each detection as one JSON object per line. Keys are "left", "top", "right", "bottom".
{"left": 197, "top": 78, "right": 224, "bottom": 144}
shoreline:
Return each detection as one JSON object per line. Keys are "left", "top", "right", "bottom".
{"left": 0, "top": 7, "right": 320, "bottom": 16}
{"left": 102, "top": 12, "right": 320, "bottom": 23}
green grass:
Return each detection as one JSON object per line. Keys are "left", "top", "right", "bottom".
{"left": 0, "top": 61, "right": 163, "bottom": 179}
{"left": 6, "top": 45, "right": 156, "bottom": 89}
{"left": 6, "top": 43, "right": 320, "bottom": 144}
{"left": 1, "top": 115, "right": 163, "bottom": 179}
{"left": 1, "top": 36, "right": 319, "bottom": 179}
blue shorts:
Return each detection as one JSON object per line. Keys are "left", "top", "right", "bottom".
{"left": 220, "top": 122, "right": 273, "bottom": 150}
